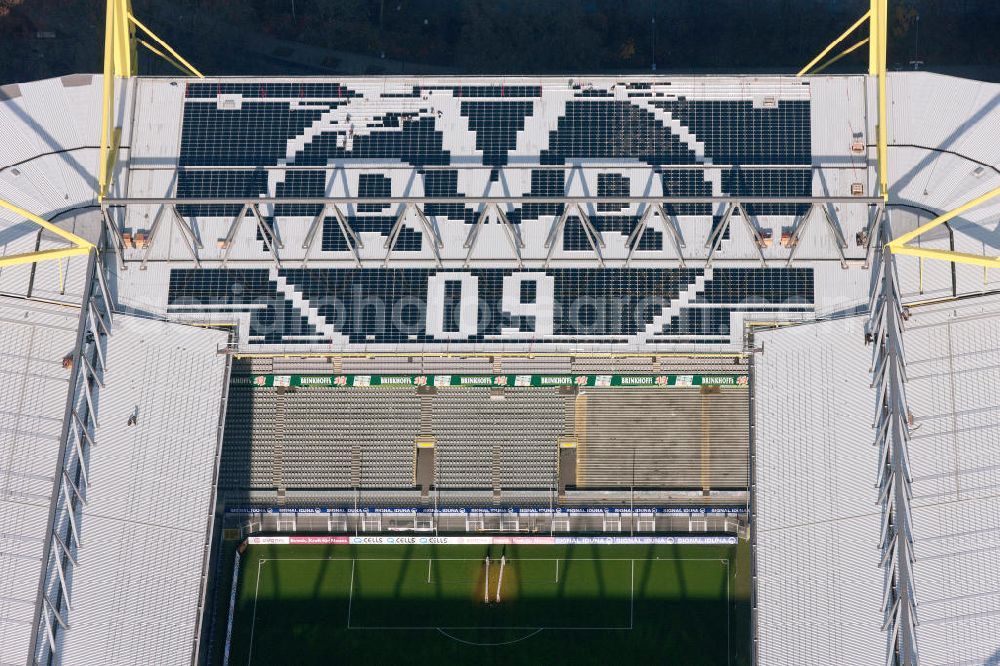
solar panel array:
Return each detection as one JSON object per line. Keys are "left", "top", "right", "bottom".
{"left": 174, "top": 80, "right": 811, "bottom": 230}
{"left": 167, "top": 267, "right": 813, "bottom": 346}
{"left": 164, "top": 78, "right": 818, "bottom": 349}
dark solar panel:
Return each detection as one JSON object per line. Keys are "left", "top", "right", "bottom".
{"left": 166, "top": 267, "right": 814, "bottom": 345}
{"left": 654, "top": 100, "right": 811, "bottom": 165}
{"left": 172, "top": 81, "right": 814, "bottom": 245}
{"left": 461, "top": 101, "right": 534, "bottom": 168}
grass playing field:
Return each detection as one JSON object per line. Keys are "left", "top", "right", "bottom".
{"left": 223, "top": 540, "right": 749, "bottom": 665}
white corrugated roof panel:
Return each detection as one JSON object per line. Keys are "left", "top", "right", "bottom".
{"left": 753, "top": 317, "right": 883, "bottom": 665}
{"left": 0, "top": 296, "right": 80, "bottom": 666}
{"left": 902, "top": 294, "right": 1000, "bottom": 665}
{"left": 55, "top": 315, "right": 227, "bottom": 666}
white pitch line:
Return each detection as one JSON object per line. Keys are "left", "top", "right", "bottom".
{"left": 346, "top": 559, "right": 356, "bottom": 628}
{"left": 246, "top": 559, "right": 264, "bottom": 666}
{"left": 436, "top": 627, "right": 544, "bottom": 646}
{"left": 629, "top": 559, "right": 635, "bottom": 630}
{"left": 484, "top": 556, "right": 491, "bottom": 603}
{"left": 725, "top": 558, "right": 731, "bottom": 666}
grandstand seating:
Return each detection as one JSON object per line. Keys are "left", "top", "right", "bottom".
{"left": 152, "top": 77, "right": 827, "bottom": 352}
{"left": 576, "top": 388, "right": 748, "bottom": 489}
{"left": 171, "top": 79, "right": 812, "bottom": 248}
{"left": 219, "top": 386, "right": 279, "bottom": 488}
{"left": 218, "top": 383, "right": 747, "bottom": 493}
{"left": 432, "top": 388, "right": 564, "bottom": 489}
{"left": 221, "top": 387, "right": 420, "bottom": 489}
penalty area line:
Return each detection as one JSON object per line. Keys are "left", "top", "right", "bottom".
{"left": 346, "top": 558, "right": 356, "bottom": 629}
{"left": 246, "top": 558, "right": 264, "bottom": 666}
{"left": 630, "top": 559, "right": 635, "bottom": 630}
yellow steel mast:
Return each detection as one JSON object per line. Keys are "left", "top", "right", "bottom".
{"left": 98, "top": 0, "right": 203, "bottom": 201}
{"left": 797, "top": 0, "right": 887, "bottom": 202}
{"left": 800, "top": 0, "right": 999, "bottom": 270}
{"left": 0, "top": 0, "right": 202, "bottom": 271}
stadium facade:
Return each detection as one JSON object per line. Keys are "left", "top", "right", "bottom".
{"left": 0, "top": 32, "right": 998, "bottom": 666}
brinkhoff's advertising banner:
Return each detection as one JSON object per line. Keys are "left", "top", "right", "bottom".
{"left": 247, "top": 535, "right": 738, "bottom": 546}
{"left": 234, "top": 373, "right": 749, "bottom": 389}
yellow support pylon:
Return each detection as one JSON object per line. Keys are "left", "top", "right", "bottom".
{"left": 0, "top": 199, "right": 94, "bottom": 268}
{"left": 887, "top": 185, "right": 1000, "bottom": 269}
{"left": 802, "top": 2, "right": 1000, "bottom": 270}
{"left": 799, "top": 2, "right": 887, "bottom": 201}
{"left": 809, "top": 38, "right": 870, "bottom": 76}
{"left": 869, "top": 0, "right": 880, "bottom": 76}
{"left": 98, "top": 0, "right": 202, "bottom": 200}
{"left": 797, "top": 10, "right": 871, "bottom": 77}
{"left": 874, "top": 0, "right": 888, "bottom": 202}
{"left": 7, "top": 0, "right": 199, "bottom": 268}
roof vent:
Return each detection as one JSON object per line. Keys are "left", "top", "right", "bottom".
{"left": 851, "top": 140, "right": 865, "bottom": 154}
{"left": 851, "top": 182, "right": 865, "bottom": 196}
{"left": 762, "top": 96, "right": 777, "bottom": 108}
{"left": 217, "top": 94, "right": 242, "bottom": 111}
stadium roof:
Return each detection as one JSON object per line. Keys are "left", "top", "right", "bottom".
{"left": 886, "top": 74, "right": 1000, "bottom": 301}
{"left": 753, "top": 292, "right": 1000, "bottom": 664}
{"left": 1, "top": 69, "right": 999, "bottom": 664}
{"left": 752, "top": 317, "right": 882, "bottom": 664}
{"left": 0, "top": 297, "right": 80, "bottom": 664}
{"left": 52, "top": 315, "right": 227, "bottom": 665}
{"left": 901, "top": 294, "right": 1000, "bottom": 664}
{"left": 0, "top": 290, "right": 226, "bottom": 666}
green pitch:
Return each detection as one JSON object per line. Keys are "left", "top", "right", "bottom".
{"left": 226, "top": 542, "right": 749, "bottom": 665}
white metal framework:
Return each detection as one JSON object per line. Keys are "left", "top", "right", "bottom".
{"left": 30, "top": 246, "right": 115, "bottom": 663}
{"left": 868, "top": 218, "right": 919, "bottom": 666}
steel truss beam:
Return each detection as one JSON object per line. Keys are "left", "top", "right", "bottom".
{"left": 706, "top": 204, "right": 766, "bottom": 267}
{"left": 625, "top": 205, "right": 654, "bottom": 265}
{"left": 388, "top": 204, "right": 442, "bottom": 267}
{"left": 112, "top": 199, "right": 875, "bottom": 266}
{"left": 29, "top": 247, "right": 114, "bottom": 664}
{"left": 628, "top": 206, "right": 680, "bottom": 264}
{"left": 107, "top": 195, "right": 881, "bottom": 206}
{"left": 140, "top": 203, "right": 201, "bottom": 269}
{"left": 329, "top": 204, "right": 364, "bottom": 266}
{"left": 543, "top": 203, "right": 603, "bottom": 268}
{"left": 784, "top": 203, "right": 850, "bottom": 267}
{"left": 249, "top": 204, "right": 281, "bottom": 266}
{"left": 462, "top": 204, "right": 522, "bottom": 267}
{"left": 869, "top": 217, "right": 919, "bottom": 666}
